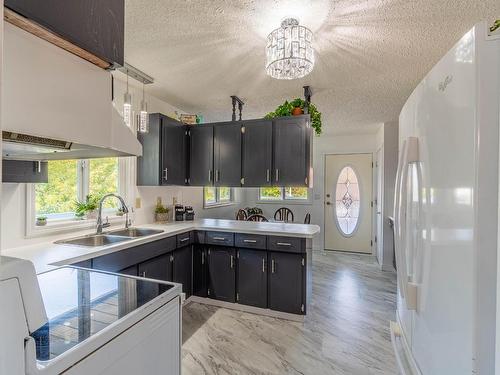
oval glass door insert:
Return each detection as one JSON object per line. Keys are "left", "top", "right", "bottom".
{"left": 335, "top": 166, "right": 361, "bottom": 236}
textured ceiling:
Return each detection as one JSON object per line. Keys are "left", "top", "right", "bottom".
{"left": 125, "top": 0, "right": 499, "bottom": 135}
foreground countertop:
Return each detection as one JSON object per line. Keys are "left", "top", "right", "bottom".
{"left": 3, "top": 219, "right": 320, "bottom": 273}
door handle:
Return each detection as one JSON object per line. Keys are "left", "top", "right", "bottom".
{"left": 201, "top": 252, "right": 205, "bottom": 265}
{"left": 215, "top": 170, "right": 220, "bottom": 182}
{"left": 208, "top": 170, "right": 212, "bottom": 183}
{"left": 213, "top": 237, "right": 227, "bottom": 241}
{"left": 230, "top": 255, "right": 234, "bottom": 269}
{"left": 271, "top": 259, "right": 276, "bottom": 274}
{"left": 275, "top": 169, "right": 279, "bottom": 182}
{"left": 276, "top": 242, "right": 291, "bottom": 247}
{"left": 266, "top": 169, "right": 270, "bottom": 182}
{"left": 243, "top": 239, "right": 257, "bottom": 243}
{"left": 262, "top": 258, "right": 266, "bottom": 273}
{"left": 180, "top": 237, "right": 189, "bottom": 242}
{"left": 163, "top": 168, "right": 168, "bottom": 181}
{"left": 142, "top": 271, "right": 146, "bottom": 277}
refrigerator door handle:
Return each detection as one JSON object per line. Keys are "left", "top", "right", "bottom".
{"left": 394, "top": 137, "right": 419, "bottom": 310}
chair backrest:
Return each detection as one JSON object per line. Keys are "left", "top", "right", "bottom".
{"left": 274, "top": 207, "right": 294, "bottom": 222}
{"left": 304, "top": 213, "right": 311, "bottom": 224}
{"left": 247, "top": 214, "right": 268, "bottom": 222}
{"left": 236, "top": 209, "right": 247, "bottom": 221}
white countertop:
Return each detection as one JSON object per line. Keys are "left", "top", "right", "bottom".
{"left": 3, "top": 219, "right": 320, "bottom": 273}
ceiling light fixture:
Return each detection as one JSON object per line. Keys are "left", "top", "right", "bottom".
{"left": 138, "top": 81, "right": 149, "bottom": 133}
{"left": 266, "top": 18, "right": 314, "bottom": 80}
{"left": 123, "top": 70, "right": 132, "bottom": 128}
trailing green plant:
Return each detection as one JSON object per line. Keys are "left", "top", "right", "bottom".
{"left": 155, "top": 202, "right": 170, "bottom": 214}
{"left": 265, "top": 98, "right": 322, "bottom": 135}
{"left": 74, "top": 194, "right": 100, "bottom": 217}
{"left": 491, "top": 20, "right": 500, "bottom": 33}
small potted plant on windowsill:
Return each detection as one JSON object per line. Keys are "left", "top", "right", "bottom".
{"left": 74, "top": 194, "right": 100, "bottom": 220}
{"left": 155, "top": 202, "right": 170, "bottom": 223}
{"left": 36, "top": 216, "right": 47, "bottom": 226}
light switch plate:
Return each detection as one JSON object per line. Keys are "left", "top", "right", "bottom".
{"left": 135, "top": 197, "right": 142, "bottom": 209}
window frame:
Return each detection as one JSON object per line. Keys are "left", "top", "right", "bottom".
{"left": 203, "top": 186, "right": 235, "bottom": 208}
{"left": 257, "top": 187, "right": 311, "bottom": 205}
{"left": 26, "top": 158, "right": 129, "bottom": 238}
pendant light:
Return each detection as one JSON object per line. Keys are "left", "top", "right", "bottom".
{"left": 123, "top": 70, "right": 132, "bottom": 128}
{"left": 138, "top": 81, "right": 149, "bottom": 133}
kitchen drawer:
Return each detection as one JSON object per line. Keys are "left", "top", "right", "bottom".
{"left": 92, "top": 236, "right": 176, "bottom": 272}
{"left": 235, "top": 233, "right": 266, "bottom": 250}
{"left": 176, "top": 231, "right": 193, "bottom": 247}
{"left": 205, "top": 231, "right": 234, "bottom": 246}
{"left": 267, "top": 236, "right": 305, "bottom": 253}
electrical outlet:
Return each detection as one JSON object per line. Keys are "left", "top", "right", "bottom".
{"left": 135, "top": 197, "right": 142, "bottom": 209}
{"left": 173, "top": 196, "right": 178, "bottom": 205}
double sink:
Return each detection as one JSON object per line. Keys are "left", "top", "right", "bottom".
{"left": 55, "top": 228, "right": 164, "bottom": 247}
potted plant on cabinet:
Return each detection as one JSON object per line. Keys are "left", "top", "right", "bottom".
{"left": 265, "top": 98, "right": 322, "bottom": 135}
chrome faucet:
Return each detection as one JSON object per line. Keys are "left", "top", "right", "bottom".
{"left": 96, "top": 193, "right": 130, "bottom": 234}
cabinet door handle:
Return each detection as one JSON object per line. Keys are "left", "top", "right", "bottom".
{"left": 142, "top": 271, "right": 146, "bottom": 277}
{"left": 262, "top": 258, "right": 266, "bottom": 273}
{"left": 266, "top": 169, "right": 270, "bottom": 182}
{"left": 201, "top": 252, "right": 205, "bottom": 265}
{"left": 170, "top": 255, "right": 174, "bottom": 262}
{"left": 163, "top": 168, "right": 168, "bottom": 181}
{"left": 275, "top": 169, "right": 279, "bottom": 182}
{"left": 243, "top": 239, "right": 257, "bottom": 243}
{"left": 271, "top": 259, "right": 276, "bottom": 274}
{"left": 215, "top": 170, "right": 220, "bottom": 182}
{"left": 208, "top": 170, "right": 212, "bottom": 183}
{"left": 180, "top": 237, "right": 189, "bottom": 242}
{"left": 230, "top": 255, "right": 234, "bottom": 269}
{"left": 213, "top": 237, "right": 227, "bottom": 241}
{"left": 276, "top": 242, "right": 291, "bottom": 247}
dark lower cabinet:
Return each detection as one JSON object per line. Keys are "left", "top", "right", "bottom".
{"left": 236, "top": 249, "right": 267, "bottom": 308}
{"left": 207, "top": 247, "right": 236, "bottom": 303}
{"left": 193, "top": 246, "right": 208, "bottom": 297}
{"left": 268, "top": 252, "right": 305, "bottom": 315}
{"left": 173, "top": 246, "right": 192, "bottom": 297}
{"left": 119, "top": 265, "right": 137, "bottom": 276}
{"left": 137, "top": 254, "right": 173, "bottom": 302}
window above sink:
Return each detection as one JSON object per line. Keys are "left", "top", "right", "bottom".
{"left": 26, "top": 157, "right": 132, "bottom": 238}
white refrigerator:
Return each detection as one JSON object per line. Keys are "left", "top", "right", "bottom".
{"left": 391, "top": 22, "right": 500, "bottom": 375}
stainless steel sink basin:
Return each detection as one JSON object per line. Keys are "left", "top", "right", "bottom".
{"left": 55, "top": 234, "right": 133, "bottom": 247}
{"left": 107, "top": 228, "right": 164, "bottom": 237}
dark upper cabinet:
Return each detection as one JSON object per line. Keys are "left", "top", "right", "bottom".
{"left": 192, "top": 245, "right": 208, "bottom": 297}
{"left": 137, "top": 114, "right": 187, "bottom": 186}
{"left": 2, "top": 160, "right": 48, "bottom": 183}
{"left": 207, "top": 247, "right": 236, "bottom": 303}
{"left": 241, "top": 119, "right": 273, "bottom": 187}
{"left": 268, "top": 252, "right": 305, "bottom": 315}
{"left": 189, "top": 125, "right": 214, "bottom": 186}
{"left": 5, "top": 0, "right": 124, "bottom": 67}
{"left": 172, "top": 245, "right": 192, "bottom": 298}
{"left": 162, "top": 117, "right": 188, "bottom": 185}
{"left": 273, "top": 115, "right": 312, "bottom": 187}
{"left": 236, "top": 249, "right": 267, "bottom": 308}
{"left": 213, "top": 122, "right": 242, "bottom": 186}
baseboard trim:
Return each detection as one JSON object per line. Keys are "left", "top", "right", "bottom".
{"left": 186, "top": 296, "right": 305, "bottom": 322}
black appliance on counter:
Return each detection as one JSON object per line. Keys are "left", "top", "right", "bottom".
{"left": 184, "top": 206, "right": 194, "bottom": 221}
{"left": 174, "top": 205, "right": 185, "bottom": 221}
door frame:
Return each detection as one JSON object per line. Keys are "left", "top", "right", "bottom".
{"left": 375, "top": 146, "right": 384, "bottom": 263}
{"left": 323, "top": 152, "right": 376, "bottom": 255}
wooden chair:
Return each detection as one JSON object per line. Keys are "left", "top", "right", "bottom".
{"left": 236, "top": 209, "right": 247, "bottom": 221}
{"left": 304, "top": 213, "right": 311, "bottom": 224}
{"left": 274, "top": 207, "right": 294, "bottom": 222}
{"left": 247, "top": 214, "right": 268, "bottom": 222}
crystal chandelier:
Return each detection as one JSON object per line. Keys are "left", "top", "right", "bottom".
{"left": 266, "top": 18, "right": 314, "bottom": 80}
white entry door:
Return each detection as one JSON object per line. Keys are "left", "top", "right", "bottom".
{"left": 325, "top": 153, "right": 373, "bottom": 253}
